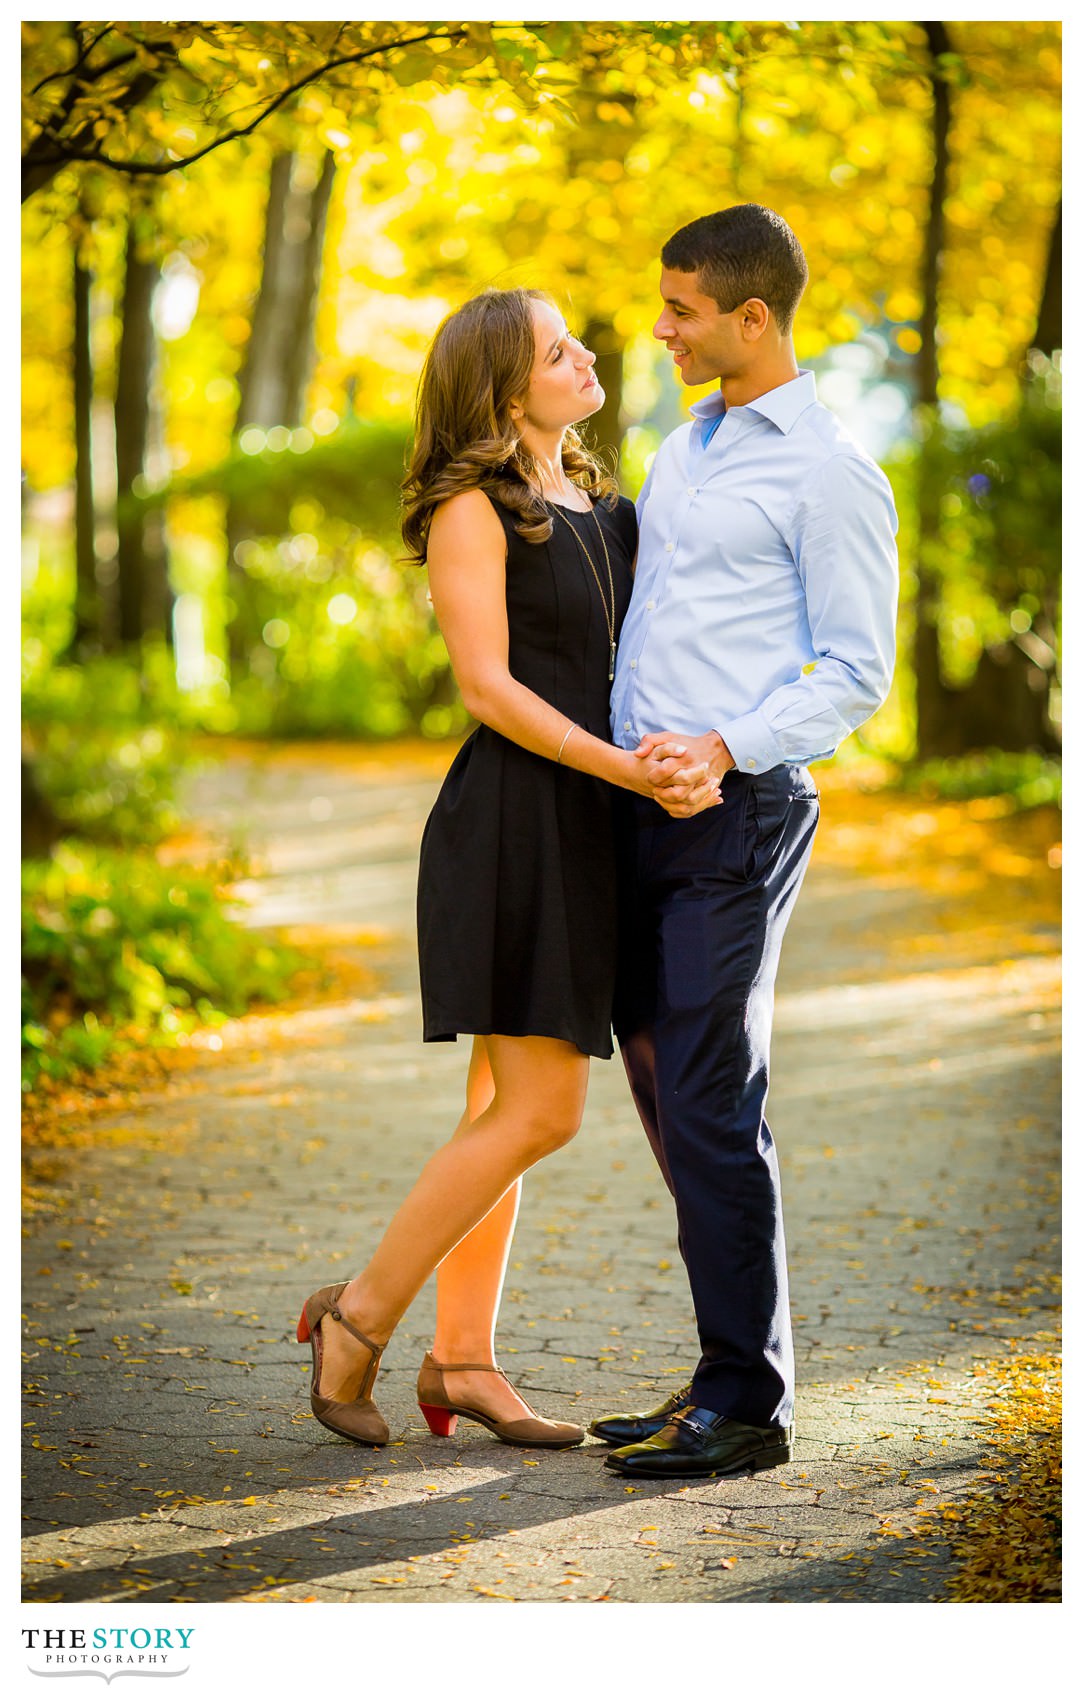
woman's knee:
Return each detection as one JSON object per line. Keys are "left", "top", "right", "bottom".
{"left": 511, "top": 1099, "right": 583, "bottom": 1161}
{"left": 483, "top": 1037, "right": 588, "bottom": 1160}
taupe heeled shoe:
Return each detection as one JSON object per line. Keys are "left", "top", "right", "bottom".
{"left": 297, "top": 1283, "right": 389, "bottom": 1445}
{"left": 417, "top": 1352, "right": 584, "bottom": 1449}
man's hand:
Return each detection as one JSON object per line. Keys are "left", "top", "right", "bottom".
{"left": 634, "top": 730, "right": 735, "bottom": 818}
{"left": 637, "top": 730, "right": 735, "bottom": 787}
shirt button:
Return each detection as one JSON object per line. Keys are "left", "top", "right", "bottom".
{"left": 664, "top": 542, "right": 675, "bottom": 553}
{"left": 630, "top": 659, "right": 637, "bottom": 670}
{"left": 623, "top": 720, "right": 632, "bottom": 731}
{"left": 687, "top": 486, "right": 696, "bottom": 496}
{"left": 646, "top": 599, "right": 655, "bottom": 610}
{"left": 747, "top": 758, "right": 757, "bottom": 769}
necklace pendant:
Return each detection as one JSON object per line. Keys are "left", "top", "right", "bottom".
{"left": 609, "top": 641, "right": 616, "bottom": 683}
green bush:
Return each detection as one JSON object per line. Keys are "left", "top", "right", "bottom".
{"left": 22, "top": 644, "right": 182, "bottom": 729}
{"left": 136, "top": 415, "right": 412, "bottom": 538}
{"left": 25, "top": 721, "right": 185, "bottom": 846}
{"left": 23, "top": 650, "right": 190, "bottom": 845}
{"left": 21, "top": 840, "right": 305, "bottom": 1091}
{"left": 910, "top": 366, "right": 1061, "bottom": 689}
{"left": 133, "top": 416, "right": 465, "bottom": 739}
{"left": 895, "top": 750, "right": 1061, "bottom": 811}
{"left": 215, "top": 520, "right": 463, "bottom": 739}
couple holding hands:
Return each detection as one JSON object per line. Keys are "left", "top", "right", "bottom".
{"left": 297, "top": 202, "right": 899, "bottom": 1480}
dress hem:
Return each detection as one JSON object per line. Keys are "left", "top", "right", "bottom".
{"left": 422, "top": 1024, "right": 614, "bottom": 1062}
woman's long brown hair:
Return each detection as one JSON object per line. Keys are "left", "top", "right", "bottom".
{"left": 401, "top": 287, "right": 618, "bottom": 563}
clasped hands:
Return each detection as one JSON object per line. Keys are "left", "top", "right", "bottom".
{"left": 635, "top": 730, "right": 735, "bottom": 818}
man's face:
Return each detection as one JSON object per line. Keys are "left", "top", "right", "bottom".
{"left": 653, "top": 266, "right": 745, "bottom": 386}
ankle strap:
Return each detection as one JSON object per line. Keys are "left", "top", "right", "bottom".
{"left": 429, "top": 1356, "right": 501, "bottom": 1373}
{"left": 329, "top": 1306, "right": 384, "bottom": 1357}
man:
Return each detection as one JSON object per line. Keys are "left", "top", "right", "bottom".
{"left": 594, "top": 204, "right": 899, "bottom": 1479}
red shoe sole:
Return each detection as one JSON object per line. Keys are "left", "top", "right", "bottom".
{"left": 296, "top": 1308, "right": 311, "bottom": 1343}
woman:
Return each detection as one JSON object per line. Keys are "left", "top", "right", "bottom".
{"left": 297, "top": 287, "right": 720, "bottom": 1450}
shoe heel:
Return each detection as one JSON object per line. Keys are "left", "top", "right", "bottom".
{"left": 751, "top": 1443, "right": 792, "bottom": 1473}
{"left": 296, "top": 1309, "right": 311, "bottom": 1344}
{"left": 419, "top": 1402, "right": 458, "bottom": 1438}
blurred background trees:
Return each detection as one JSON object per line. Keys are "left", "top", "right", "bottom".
{"left": 21, "top": 20, "right": 1061, "bottom": 1085}
{"left": 23, "top": 18, "right": 1061, "bottom": 752}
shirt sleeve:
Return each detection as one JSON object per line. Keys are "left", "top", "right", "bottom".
{"left": 716, "top": 452, "right": 899, "bottom": 773}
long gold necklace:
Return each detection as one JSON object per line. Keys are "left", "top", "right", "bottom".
{"left": 548, "top": 501, "right": 617, "bottom": 681}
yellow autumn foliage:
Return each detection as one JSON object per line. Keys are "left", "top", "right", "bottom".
{"left": 21, "top": 21, "right": 1060, "bottom": 491}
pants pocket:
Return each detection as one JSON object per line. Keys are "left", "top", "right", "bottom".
{"left": 714, "top": 778, "right": 757, "bottom": 883}
{"left": 746, "top": 770, "right": 817, "bottom": 878}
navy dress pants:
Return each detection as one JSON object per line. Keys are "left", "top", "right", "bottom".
{"left": 613, "top": 763, "right": 820, "bottom": 1427}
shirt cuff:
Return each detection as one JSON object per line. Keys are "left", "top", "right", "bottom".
{"left": 714, "top": 710, "right": 787, "bottom": 775}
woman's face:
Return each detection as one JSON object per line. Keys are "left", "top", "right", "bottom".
{"left": 514, "top": 299, "right": 604, "bottom": 435}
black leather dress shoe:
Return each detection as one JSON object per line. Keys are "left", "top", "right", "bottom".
{"left": 588, "top": 1383, "right": 694, "bottom": 1446}
{"left": 604, "top": 1406, "right": 793, "bottom": 1478}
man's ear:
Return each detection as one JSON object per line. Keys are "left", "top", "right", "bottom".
{"left": 740, "top": 297, "right": 771, "bottom": 341}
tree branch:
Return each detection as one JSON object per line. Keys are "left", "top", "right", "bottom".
{"left": 31, "top": 52, "right": 142, "bottom": 148}
{"left": 29, "top": 23, "right": 117, "bottom": 94}
{"left": 22, "top": 63, "right": 171, "bottom": 201}
{"left": 22, "top": 26, "right": 471, "bottom": 193}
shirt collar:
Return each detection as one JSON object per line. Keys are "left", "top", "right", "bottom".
{"left": 689, "top": 369, "right": 817, "bottom": 436}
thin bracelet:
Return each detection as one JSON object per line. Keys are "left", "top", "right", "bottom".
{"left": 556, "top": 722, "right": 579, "bottom": 764}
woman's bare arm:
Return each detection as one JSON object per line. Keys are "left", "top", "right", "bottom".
{"left": 427, "top": 490, "right": 718, "bottom": 812}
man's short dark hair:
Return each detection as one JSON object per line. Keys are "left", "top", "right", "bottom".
{"left": 661, "top": 204, "right": 809, "bottom": 336}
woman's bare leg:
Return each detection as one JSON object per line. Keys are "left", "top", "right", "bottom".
{"left": 433, "top": 1037, "right": 520, "bottom": 1361}
{"left": 429, "top": 1038, "right": 533, "bottom": 1422}
{"left": 314, "top": 1034, "right": 588, "bottom": 1402}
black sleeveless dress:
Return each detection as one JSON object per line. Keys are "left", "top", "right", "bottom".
{"left": 417, "top": 491, "right": 636, "bottom": 1060}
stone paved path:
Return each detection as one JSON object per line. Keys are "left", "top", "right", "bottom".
{"left": 22, "top": 740, "right": 1061, "bottom": 1605}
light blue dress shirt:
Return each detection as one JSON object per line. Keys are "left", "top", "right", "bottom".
{"left": 610, "top": 370, "right": 899, "bottom": 773}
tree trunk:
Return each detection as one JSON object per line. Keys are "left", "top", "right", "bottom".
{"left": 913, "top": 20, "right": 954, "bottom": 758}
{"left": 1023, "top": 198, "right": 1062, "bottom": 750}
{"left": 21, "top": 756, "right": 62, "bottom": 858}
{"left": 140, "top": 440, "right": 174, "bottom": 645}
{"left": 235, "top": 153, "right": 297, "bottom": 432}
{"left": 282, "top": 150, "right": 336, "bottom": 424}
{"left": 226, "top": 150, "right": 336, "bottom": 667}
{"left": 582, "top": 317, "right": 624, "bottom": 469}
{"left": 922, "top": 645, "right": 1051, "bottom": 757}
{"left": 912, "top": 28, "right": 1057, "bottom": 757}
{"left": 66, "top": 220, "right": 99, "bottom": 658}
{"left": 1031, "top": 198, "right": 1061, "bottom": 358}
{"left": 915, "top": 22, "right": 950, "bottom": 414}
{"left": 114, "top": 204, "right": 162, "bottom": 645}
